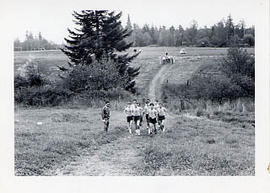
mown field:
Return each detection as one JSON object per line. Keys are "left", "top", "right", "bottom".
{"left": 14, "top": 47, "right": 255, "bottom": 175}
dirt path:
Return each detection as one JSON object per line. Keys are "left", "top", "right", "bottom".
{"left": 52, "top": 134, "right": 144, "bottom": 175}
{"left": 147, "top": 63, "right": 180, "bottom": 121}
{"left": 148, "top": 64, "right": 174, "bottom": 101}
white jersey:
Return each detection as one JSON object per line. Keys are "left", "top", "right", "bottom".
{"left": 144, "top": 104, "right": 150, "bottom": 114}
{"left": 154, "top": 102, "right": 160, "bottom": 110}
{"left": 157, "top": 107, "right": 166, "bottom": 116}
{"left": 133, "top": 106, "right": 141, "bottom": 116}
{"left": 124, "top": 106, "right": 133, "bottom": 116}
{"left": 148, "top": 108, "right": 158, "bottom": 119}
{"left": 130, "top": 103, "right": 136, "bottom": 110}
{"left": 138, "top": 106, "right": 143, "bottom": 116}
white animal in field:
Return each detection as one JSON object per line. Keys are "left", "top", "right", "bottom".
{"left": 180, "top": 48, "right": 187, "bottom": 54}
{"left": 160, "top": 53, "right": 174, "bottom": 64}
{"left": 37, "top": 122, "right": 43, "bottom": 125}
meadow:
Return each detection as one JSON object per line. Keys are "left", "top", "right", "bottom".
{"left": 14, "top": 47, "right": 255, "bottom": 175}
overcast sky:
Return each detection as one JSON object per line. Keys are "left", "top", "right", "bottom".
{"left": 1, "top": 0, "right": 260, "bottom": 44}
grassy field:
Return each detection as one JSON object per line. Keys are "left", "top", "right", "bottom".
{"left": 134, "top": 113, "right": 254, "bottom": 176}
{"left": 15, "top": 106, "right": 254, "bottom": 176}
{"left": 14, "top": 47, "right": 255, "bottom": 175}
{"left": 14, "top": 50, "right": 69, "bottom": 82}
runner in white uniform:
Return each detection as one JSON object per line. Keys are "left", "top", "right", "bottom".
{"left": 157, "top": 103, "right": 167, "bottom": 132}
{"left": 130, "top": 99, "right": 137, "bottom": 109}
{"left": 137, "top": 103, "right": 144, "bottom": 127}
{"left": 133, "top": 103, "right": 141, "bottom": 135}
{"left": 124, "top": 102, "right": 133, "bottom": 134}
{"left": 154, "top": 99, "right": 160, "bottom": 110}
{"left": 143, "top": 99, "right": 151, "bottom": 130}
{"left": 148, "top": 103, "right": 158, "bottom": 135}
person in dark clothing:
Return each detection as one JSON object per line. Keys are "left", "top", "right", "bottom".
{"left": 101, "top": 101, "right": 111, "bottom": 132}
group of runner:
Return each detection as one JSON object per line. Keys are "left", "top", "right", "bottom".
{"left": 124, "top": 99, "right": 167, "bottom": 136}
{"left": 101, "top": 99, "right": 167, "bottom": 135}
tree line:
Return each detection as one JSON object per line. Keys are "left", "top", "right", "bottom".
{"left": 14, "top": 31, "right": 60, "bottom": 51}
{"left": 125, "top": 15, "right": 254, "bottom": 47}
{"left": 14, "top": 14, "right": 254, "bottom": 51}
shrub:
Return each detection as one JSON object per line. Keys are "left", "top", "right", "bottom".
{"left": 14, "top": 75, "right": 29, "bottom": 89}
{"left": 62, "top": 59, "right": 129, "bottom": 93}
{"left": 14, "top": 62, "right": 65, "bottom": 106}
{"left": 15, "top": 86, "right": 72, "bottom": 106}
{"left": 221, "top": 47, "right": 254, "bottom": 96}
{"left": 243, "top": 34, "right": 255, "bottom": 47}
{"left": 221, "top": 47, "right": 254, "bottom": 80}
{"left": 230, "top": 74, "right": 254, "bottom": 97}
{"left": 14, "top": 63, "right": 49, "bottom": 89}
{"left": 163, "top": 74, "right": 243, "bottom": 103}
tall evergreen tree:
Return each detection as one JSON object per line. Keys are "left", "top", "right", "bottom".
{"left": 187, "top": 20, "right": 198, "bottom": 46}
{"left": 126, "top": 14, "right": 132, "bottom": 30}
{"left": 61, "top": 10, "right": 140, "bottom": 91}
{"left": 225, "top": 15, "right": 235, "bottom": 45}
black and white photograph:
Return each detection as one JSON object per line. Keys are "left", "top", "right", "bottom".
{"left": 0, "top": 0, "right": 270, "bottom": 192}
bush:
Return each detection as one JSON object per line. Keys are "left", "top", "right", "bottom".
{"left": 15, "top": 86, "right": 72, "bottom": 106}
{"left": 221, "top": 47, "right": 254, "bottom": 96}
{"left": 230, "top": 74, "right": 254, "bottom": 97}
{"left": 14, "top": 63, "right": 49, "bottom": 89}
{"left": 243, "top": 34, "right": 255, "bottom": 47}
{"left": 163, "top": 74, "right": 243, "bottom": 103}
{"left": 14, "top": 63, "right": 66, "bottom": 106}
{"left": 62, "top": 59, "right": 129, "bottom": 93}
{"left": 14, "top": 75, "right": 29, "bottom": 89}
{"left": 221, "top": 47, "right": 254, "bottom": 79}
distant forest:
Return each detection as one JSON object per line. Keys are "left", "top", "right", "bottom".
{"left": 14, "top": 31, "right": 60, "bottom": 51}
{"left": 14, "top": 14, "right": 254, "bottom": 51}
{"left": 125, "top": 15, "right": 254, "bottom": 47}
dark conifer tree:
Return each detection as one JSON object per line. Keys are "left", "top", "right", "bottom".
{"left": 61, "top": 10, "right": 140, "bottom": 91}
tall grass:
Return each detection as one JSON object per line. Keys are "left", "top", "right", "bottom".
{"left": 162, "top": 83, "right": 254, "bottom": 116}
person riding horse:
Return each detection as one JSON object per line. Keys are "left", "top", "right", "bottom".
{"left": 164, "top": 53, "right": 170, "bottom": 63}
{"left": 161, "top": 52, "right": 174, "bottom": 64}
